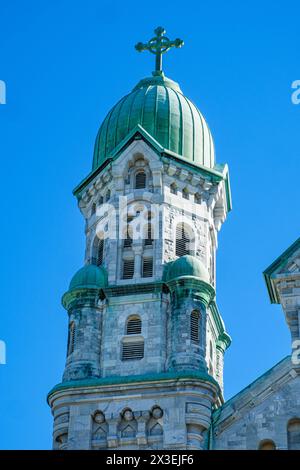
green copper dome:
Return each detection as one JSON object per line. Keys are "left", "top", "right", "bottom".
{"left": 164, "top": 255, "right": 210, "bottom": 284}
{"left": 93, "top": 74, "right": 215, "bottom": 170}
{"left": 69, "top": 265, "right": 107, "bottom": 291}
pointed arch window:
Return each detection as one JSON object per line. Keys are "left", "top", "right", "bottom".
{"left": 176, "top": 223, "right": 193, "bottom": 257}
{"left": 105, "top": 190, "right": 111, "bottom": 202}
{"left": 135, "top": 170, "right": 146, "bottom": 189}
{"left": 190, "top": 310, "right": 200, "bottom": 344}
{"left": 91, "top": 203, "right": 96, "bottom": 216}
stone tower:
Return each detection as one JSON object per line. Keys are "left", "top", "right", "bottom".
{"left": 48, "top": 28, "right": 232, "bottom": 450}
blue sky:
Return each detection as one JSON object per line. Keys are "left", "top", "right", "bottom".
{"left": 0, "top": 0, "right": 299, "bottom": 449}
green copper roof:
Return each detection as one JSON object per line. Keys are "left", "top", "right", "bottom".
{"left": 93, "top": 74, "right": 215, "bottom": 171}
{"left": 163, "top": 255, "right": 210, "bottom": 284}
{"left": 69, "top": 264, "right": 107, "bottom": 291}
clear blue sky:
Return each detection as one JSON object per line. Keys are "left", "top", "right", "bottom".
{"left": 0, "top": 0, "right": 299, "bottom": 449}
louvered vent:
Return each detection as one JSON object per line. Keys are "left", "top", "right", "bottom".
{"left": 190, "top": 310, "right": 200, "bottom": 343}
{"left": 122, "top": 341, "right": 144, "bottom": 360}
{"left": 97, "top": 239, "right": 104, "bottom": 266}
{"left": 135, "top": 171, "right": 146, "bottom": 189}
{"left": 176, "top": 224, "right": 191, "bottom": 257}
{"left": 126, "top": 317, "right": 142, "bottom": 335}
{"left": 123, "top": 259, "right": 134, "bottom": 279}
{"left": 142, "top": 258, "right": 153, "bottom": 278}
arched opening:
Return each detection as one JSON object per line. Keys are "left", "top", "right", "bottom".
{"left": 170, "top": 183, "right": 177, "bottom": 195}
{"left": 91, "top": 203, "right": 96, "bottom": 216}
{"left": 135, "top": 170, "right": 146, "bottom": 189}
{"left": 287, "top": 418, "right": 300, "bottom": 450}
{"left": 126, "top": 316, "right": 142, "bottom": 335}
{"left": 258, "top": 439, "right": 276, "bottom": 450}
{"left": 105, "top": 189, "right": 111, "bottom": 202}
{"left": 190, "top": 310, "right": 200, "bottom": 344}
{"left": 182, "top": 187, "right": 189, "bottom": 200}
{"left": 175, "top": 223, "right": 194, "bottom": 257}
{"left": 68, "top": 322, "right": 76, "bottom": 355}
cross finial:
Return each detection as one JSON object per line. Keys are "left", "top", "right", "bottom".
{"left": 135, "top": 27, "right": 184, "bottom": 76}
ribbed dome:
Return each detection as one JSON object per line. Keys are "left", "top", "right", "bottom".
{"left": 164, "top": 255, "right": 210, "bottom": 284}
{"left": 93, "top": 75, "right": 215, "bottom": 171}
{"left": 69, "top": 265, "right": 107, "bottom": 291}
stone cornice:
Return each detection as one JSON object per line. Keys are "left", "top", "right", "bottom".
{"left": 47, "top": 370, "right": 221, "bottom": 406}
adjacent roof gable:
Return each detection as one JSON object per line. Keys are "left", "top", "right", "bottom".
{"left": 263, "top": 238, "right": 300, "bottom": 303}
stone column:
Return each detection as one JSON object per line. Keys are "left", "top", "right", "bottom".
{"left": 133, "top": 246, "right": 143, "bottom": 279}
{"left": 107, "top": 413, "right": 120, "bottom": 448}
{"left": 135, "top": 411, "right": 150, "bottom": 446}
{"left": 62, "top": 288, "right": 103, "bottom": 381}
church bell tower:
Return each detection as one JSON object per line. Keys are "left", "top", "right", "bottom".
{"left": 48, "top": 27, "right": 232, "bottom": 450}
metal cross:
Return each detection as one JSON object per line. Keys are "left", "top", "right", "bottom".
{"left": 135, "top": 27, "right": 184, "bottom": 75}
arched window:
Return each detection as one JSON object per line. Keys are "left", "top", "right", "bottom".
{"left": 91, "top": 236, "right": 104, "bottom": 266}
{"left": 105, "top": 190, "right": 111, "bottom": 202}
{"left": 287, "top": 418, "right": 300, "bottom": 450}
{"left": 122, "top": 316, "right": 144, "bottom": 360}
{"left": 99, "top": 195, "right": 104, "bottom": 205}
{"left": 126, "top": 316, "right": 142, "bottom": 335}
{"left": 176, "top": 223, "right": 193, "bottom": 257}
{"left": 190, "top": 310, "right": 200, "bottom": 344}
{"left": 135, "top": 170, "right": 146, "bottom": 189}
{"left": 68, "top": 322, "right": 76, "bottom": 355}
{"left": 170, "top": 183, "right": 177, "bottom": 195}
{"left": 258, "top": 439, "right": 276, "bottom": 450}
{"left": 182, "top": 187, "right": 189, "bottom": 200}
